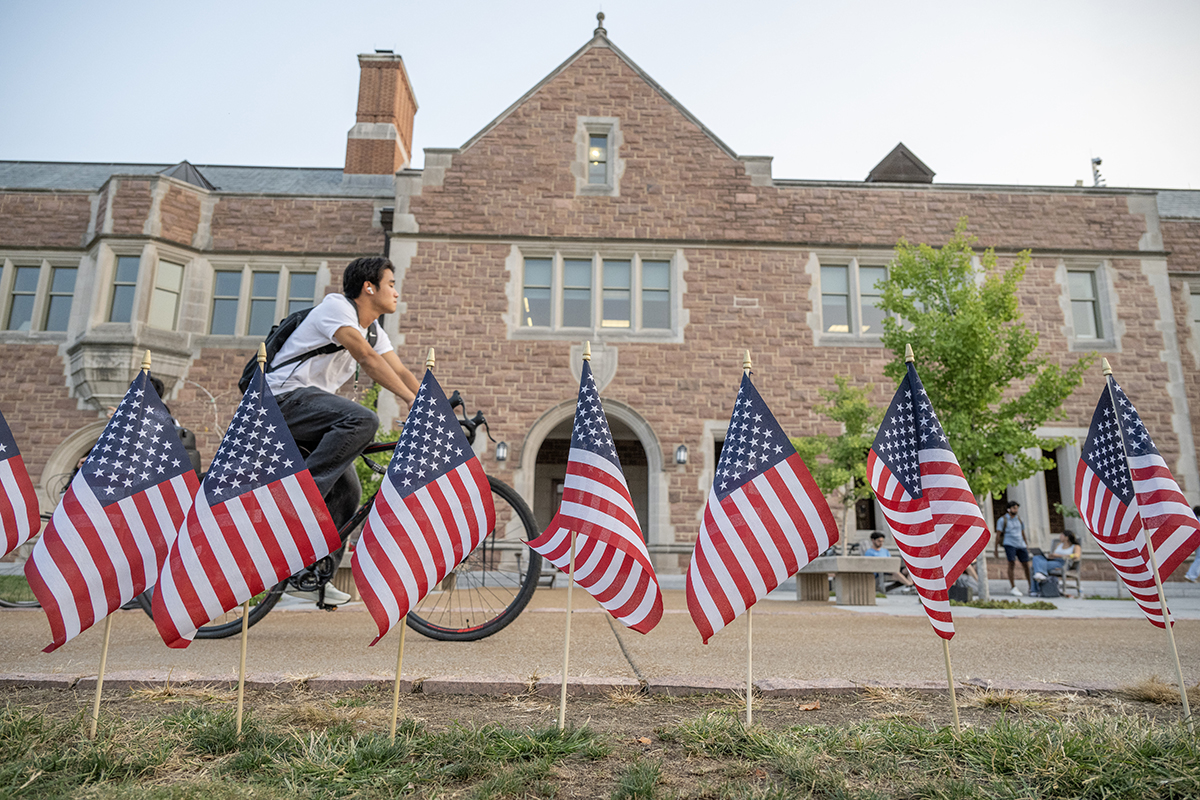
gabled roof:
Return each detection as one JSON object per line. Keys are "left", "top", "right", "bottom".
{"left": 0, "top": 161, "right": 395, "bottom": 198}
{"left": 866, "top": 142, "right": 935, "bottom": 183}
{"left": 158, "top": 160, "right": 216, "bottom": 190}
{"left": 458, "top": 31, "right": 739, "bottom": 161}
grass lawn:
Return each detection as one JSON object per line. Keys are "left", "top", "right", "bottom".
{"left": 1, "top": 683, "right": 1196, "bottom": 799}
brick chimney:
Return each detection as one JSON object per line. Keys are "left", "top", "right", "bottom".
{"left": 344, "top": 51, "right": 418, "bottom": 175}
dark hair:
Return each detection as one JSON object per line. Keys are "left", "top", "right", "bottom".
{"left": 342, "top": 256, "right": 394, "bottom": 299}
{"left": 148, "top": 375, "right": 165, "bottom": 398}
{"left": 870, "top": 532, "right": 885, "bottom": 540}
{"left": 1063, "top": 531, "right": 1079, "bottom": 546}
{"left": 1007, "top": 501, "right": 1020, "bottom": 509}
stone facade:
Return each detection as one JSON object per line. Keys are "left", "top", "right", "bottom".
{"left": 1, "top": 32, "right": 1199, "bottom": 580}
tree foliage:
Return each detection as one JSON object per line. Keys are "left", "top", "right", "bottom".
{"left": 877, "top": 219, "right": 1092, "bottom": 499}
{"left": 791, "top": 376, "right": 883, "bottom": 511}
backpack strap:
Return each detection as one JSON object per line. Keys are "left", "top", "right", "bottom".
{"left": 266, "top": 320, "right": 379, "bottom": 374}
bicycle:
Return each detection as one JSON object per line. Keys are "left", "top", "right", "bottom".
{"left": 136, "top": 391, "right": 543, "bottom": 641}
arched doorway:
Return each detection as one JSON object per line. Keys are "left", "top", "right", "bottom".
{"left": 532, "top": 417, "right": 650, "bottom": 540}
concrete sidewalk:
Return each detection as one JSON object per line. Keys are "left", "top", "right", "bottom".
{"left": 2, "top": 583, "right": 1197, "bottom": 696}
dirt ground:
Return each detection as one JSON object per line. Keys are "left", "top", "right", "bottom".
{"left": 4, "top": 682, "right": 1183, "bottom": 745}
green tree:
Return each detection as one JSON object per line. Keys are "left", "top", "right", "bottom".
{"left": 791, "top": 376, "right": 883, "bottom": 549}
{"left": 877, "top": 218, "right": 1092, "bottom": 500}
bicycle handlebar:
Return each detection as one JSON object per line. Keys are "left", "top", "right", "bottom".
{"left": 359, "top": 389, "right": 494, "bottom": 473}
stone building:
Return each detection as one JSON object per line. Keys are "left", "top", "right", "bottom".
{"left": 2, "top": 25, "right": 1199, "bottom": 579}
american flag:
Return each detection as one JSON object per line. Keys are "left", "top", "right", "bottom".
{"left": 1074, "top": 379, "right": 1200, "bottom": 628}
{"left": 527, "top": 361, "right": 663, "bottom": 634}
{"left": 25, "top": 371, "right": 198, "bottom": 652}
{"left": 867, "top": 362, "right": 990, "bottom": 640}
{"left": 351, "top": 369, "right": 495, "bottom": 645}
{"left": 151, "top": 368, "right": 341, "bottom": 648}
{"left": 0, "top": 408, "right": 40, "bottom": 558}
{"left": 686, "top": 373, "right": 838, "bottom": 644}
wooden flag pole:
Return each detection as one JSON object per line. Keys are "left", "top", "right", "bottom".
{"left": 389, "top": 347, "right": 437, "bottom": 739}
{"left": 746, "top": 609, "right": 754, "bottom": 726}
{"left": 558, "top": 531, "right": 577, "bottom": 730}
{"left": 908, "top": 345, "right": 962, "bottom": 734}
{"left": 90, "top": 348, "right": 154, "bottom": 739}
{"left": 88, "top": 614, "right": 113, "bottom": 739}
{"left": 232, "top": 344, "right": 270, "bottom": 736}
{"left": 389, "top": 624, "right": 408, "bottom": 742}
{"left": 235, "top": 600, "right": 250, "bottom": 734}
{"left": 743, "top": 350, "right": 754, "bottom": 726}
{"left": 557, "top": 342, "right": 588, "bottom": 731}
{"left": 942, "top": 639, "right": 961, "bottom": 734}
{"left": 1103, "top": 359, "right": 1194, "bottom": 732}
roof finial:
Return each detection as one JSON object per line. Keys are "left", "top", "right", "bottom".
{"left": 594, "top": 11, "right": 606, "bottom": 37}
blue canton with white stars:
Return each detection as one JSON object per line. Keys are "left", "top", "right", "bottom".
{"left": 1081, "top": 381, "right": 1156, "bottom": 507}
{"left": 871, "top": 363, "right": 949, "bottom": 499}
{"left": 203, "top": 370, "right": 306, "bottom": 505}
{"left": 386, "top": 371, "right": 472, "bottom": 498}
{"left": 0, "top": 409, "right": 20, "bottom": 463}
{"left": 713, "top": 374, "right": 792, "bottom": 501}
{"left": 81, "top": 372, "right": 193, "bottom": 506}
{"left": 570, "top": 362, "right": 622, "bottom": 469}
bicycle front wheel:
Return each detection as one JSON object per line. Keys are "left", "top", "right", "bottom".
{"left": 137, "top": 581, "right": 286, "bottom": 639}
{"left": 406, "top": 476, "right": 541, "bottom": 641}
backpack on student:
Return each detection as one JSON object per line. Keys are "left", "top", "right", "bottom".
{"left": 237, "top": 306, "right": 376, "bottom": 394}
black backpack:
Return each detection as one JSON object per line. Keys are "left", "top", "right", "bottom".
{"left": 237, "top": 306, "right": 377, "bottom": 394}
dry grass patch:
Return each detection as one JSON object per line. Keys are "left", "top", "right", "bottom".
{"left": 1120, "top": 676, "right": 1200, "bottom": 706}
{"left": 608, "top": 686, "right": 651, "bottom": 706}
{"left": 855, "top": 685, "right": 924, "bottom": 720}
{"left": 276, "top": 701, "right": 390, "bottom": 732}
{"left": 130, "top": 684, "right": 237, "bottom": 704}
{"left": 961, "top": 689, "right": 1077, "bottom": 716}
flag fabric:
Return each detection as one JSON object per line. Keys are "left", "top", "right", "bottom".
{"left": 1074, "top": 379, "right": 1200, "bottom": 628}
{"left": 527, "top": 361, "right": 663, "bottom": 634}
{"left": 151, "top": 368, "right": 341, "bottom": 648}
{"left": 686, "top": 373, "right": 838, "bottom": 644}
{"left": 24, "top": 371, "right": 198, "bottom": 652}
{"left": 351, "top": 369, "right": 495, "bottom": 645}
{"left": 0, "top": 408, "right": 40, "bottom": 559}
{"left": 867, "top": 362, "right": 990, "bottom": 640}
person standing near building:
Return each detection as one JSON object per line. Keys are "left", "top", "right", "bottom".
{"left": 1186, "top": 505, "right": 1200, "bottom": 583}
{"left": 994, "top": 501, "right": 1031, "bottom": 596}
{"left": 267, "top": 256, "right": 421, "bottom": 604}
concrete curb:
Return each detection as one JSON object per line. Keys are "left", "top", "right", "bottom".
{"left": 0, "top": 673, "right": 1123, "bottom": 697}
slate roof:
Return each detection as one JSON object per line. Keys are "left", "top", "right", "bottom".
{"left": 1158, "top": 191, "right": 1200, "bottom": 219}
{"left": 0, "top": 161, "right": 395, "bottom": 198}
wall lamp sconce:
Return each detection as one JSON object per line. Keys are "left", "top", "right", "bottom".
{"left": 674, "top": 444, "right": 689, "bottom": 465}
{"left": 495, "top": 441, "right": 509, "bottom": 462}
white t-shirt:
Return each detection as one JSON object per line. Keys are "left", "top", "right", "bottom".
{"left": 265, "top": 293, "right": 393, "bottom": 395}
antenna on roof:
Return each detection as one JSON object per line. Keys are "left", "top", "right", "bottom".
{"left": 594, "top": 11, "right": 607, "bottom": 36}
{"left": 1091, "top": 157, "right": 1106, "bottom": 188}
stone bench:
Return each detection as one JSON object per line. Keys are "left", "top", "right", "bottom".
{"left": 797, "top": 555, "right": 901, "bottom": 606}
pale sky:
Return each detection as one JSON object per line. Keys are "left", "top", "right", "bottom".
{"left": 2, "top": 0, "right": 1198, "bottom": 189}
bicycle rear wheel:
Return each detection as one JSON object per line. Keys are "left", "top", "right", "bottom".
{"left": 137, "top": 581, "right": 286, "bottom": 639}
{"left": 405, "top": 476, "right": 541, "bottom": 641}
{"left": 1, "top": 537, "right": 40, "bottom": 608}
{"left": 0, "top": 572, "right": 39, "bottom": 608}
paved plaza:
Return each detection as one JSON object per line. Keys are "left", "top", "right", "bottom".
{"left": 2, "top": 579, "right": 1197, "bottom": 695}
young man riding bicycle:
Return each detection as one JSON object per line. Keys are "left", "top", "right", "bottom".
{"left": 266, "top": 256, "right": 421, "bottom": 605}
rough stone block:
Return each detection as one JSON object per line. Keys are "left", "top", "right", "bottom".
{"left": 0, "top": 673, "right": 78, "bottom": 689}
{"left": 420, "top": 675, "right": 529, "bottom": 696}
{"left": 647, "top": 676, "right": 744, "bottom": 696}
{"left": 754, "top": 678, "right": 860, "bottom": 696}
{"left": 307, "top": 673, "right": 395, "bottom": 693}
{"left": 534, "top": 676, "right": 641, "bottom": 698}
